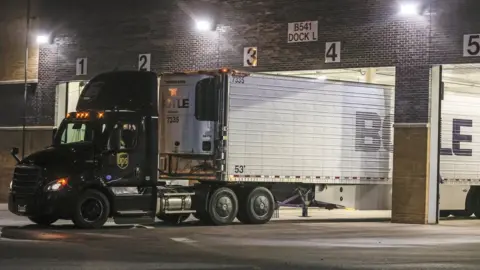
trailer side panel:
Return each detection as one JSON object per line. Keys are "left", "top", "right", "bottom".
{"left": 226, "top": 74, "right": 394, "bottom": 184}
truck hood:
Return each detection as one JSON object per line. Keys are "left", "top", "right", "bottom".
{"left": 21, "top": 143, "right": 95, "bottom": 175}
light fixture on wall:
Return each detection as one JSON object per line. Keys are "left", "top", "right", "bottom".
{"left": 36, "top": 35, "right": 49, "bottom": 44}
{"left": 399, "top": 2, "right": 420, "bottom": 16}
{"left": 195, "top": 19, "right": 215, "bottom": 31}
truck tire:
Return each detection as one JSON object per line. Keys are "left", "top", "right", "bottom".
{"left": 72, "top": 189, "right": 110, "bottom": 229}
{"left": 451, "top": 210, "right": 472, "bottom": 218}
{"left": 208, "top": 187, "right": 238, "bottom": 225}
{"left": 28, "top": 215, "right": 58, "bottom": 226}
{"left": 193, "top": 212, "right": 213, "bottom": 224}
{"left": 237, "top": 187, "right": 275, "bottom": 225}
{"left": 157, "top": 214, "right": 190, "bottom": 225}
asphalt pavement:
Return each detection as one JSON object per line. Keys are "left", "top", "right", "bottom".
{"left": 1, "top": 207, "right": 480, "bottom": 269}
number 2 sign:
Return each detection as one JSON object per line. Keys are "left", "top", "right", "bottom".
{"left": 464, "top": 34, "right": 480, "bottom": 57}
{"left": 138, "top": 54, "right": 151, "bottom": 71}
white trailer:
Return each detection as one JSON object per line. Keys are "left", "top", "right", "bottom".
{"left": 312, "top": 78, "right": 480, "bottom": 217}
{"left": 160, "top": 70, "right": 480, "bottom": 220}
{"left": 158, "top": 70, "right": 396, "bottom": 221}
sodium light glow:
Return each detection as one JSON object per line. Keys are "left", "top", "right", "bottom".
{"left": 196, "top": 20, "right": 212, "bottom": 31}
{"left": 399, "top": 3, "right": 419, "bottom": 15}
{"left": 36, "top": 35, "right": 49, "bottom": 44}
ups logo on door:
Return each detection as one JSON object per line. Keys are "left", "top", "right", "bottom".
{"left": 116, "top": 153, "right": 129, "bottom": 169}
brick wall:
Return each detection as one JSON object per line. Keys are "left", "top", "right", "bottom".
{"left": 33, "top": 0, "right": 480, "bottom": 126}
{"left": 0, "top": 0, "right": 40, "bottom": 82}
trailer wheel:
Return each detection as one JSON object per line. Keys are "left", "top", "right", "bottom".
{"left": 451, "top": 210, "right": 472, "bottom": 218}
{"left": 208, "top": 187, "right": 238, "bottom": 225}
{"left": 193, "top": 212, "right": 213, "bottom": 224}
{"left": 157, "top": 214, "right": 190, "bottom": 225}
{"left": 237, "top": 187, "right": 275, "bottom": 225}
{"left": 439, "top": 210, "right": 451, "bottom": 218}
{"left": 465, "top": 188, "right": 480, "bottom": 219}
{"left": 28, "top": 215, "right": 58, "bottom": 226}
{"left": 72, "top": 189, "right": 110, "bottom": 229}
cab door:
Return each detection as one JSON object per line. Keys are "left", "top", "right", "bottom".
{"left": 101, "top": 116, "right": 156, "bottom": 225}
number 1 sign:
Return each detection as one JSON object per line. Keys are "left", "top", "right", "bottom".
{"left": 76, "top": 58, "right": 87, "bottom": 75}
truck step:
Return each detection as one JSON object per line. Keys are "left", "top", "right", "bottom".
{"left": 161, "top": 192, "right": 195, "bottom": 196}
{"left": 164, "top": 210, "right": 196, "bottom": 214}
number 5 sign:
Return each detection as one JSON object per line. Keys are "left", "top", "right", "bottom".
{"left": 464, "top": 34, "right": 480, "bottom": 57}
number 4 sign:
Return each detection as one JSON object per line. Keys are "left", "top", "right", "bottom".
{"left": 325, "top": 42, "right": 341, "bottom": 63}
{"left": 464, "top": 34, "right": 480, "bottom": 57}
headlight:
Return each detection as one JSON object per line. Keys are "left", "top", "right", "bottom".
{"left": 46, "top": 178, "right": 69, "bottom": 191}
{"left": 9, "top": 181, "right": 12, "bottom": 191}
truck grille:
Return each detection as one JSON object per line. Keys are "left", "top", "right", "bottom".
{"left": 12, "top": 165, "right": 42, "bottom": 196}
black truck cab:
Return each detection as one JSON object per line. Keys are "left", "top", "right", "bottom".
{"left": 8, "top": 71, "right": 159, "bottom": 228}
{"left": 8, "top": 69, "right": 281, "bottom": 229}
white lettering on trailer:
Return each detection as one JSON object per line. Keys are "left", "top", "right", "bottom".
{"left": 243, "top": 47, "right": 258, "bottom": 67}
{"left": 138, "top": 53, "right": 151, "bottom": 71}
{"left": 76, "top": 58, "right": 87, "bottom": 76}
{"left": 463, "top": 34, "right": 480, "bottom": 57}
{"left": 287, "top": 21, "right": 318, "bottom": 43}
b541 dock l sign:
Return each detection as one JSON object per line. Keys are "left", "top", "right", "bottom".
{"left": 287, "top": 21, "right": 318, "bottom": 43}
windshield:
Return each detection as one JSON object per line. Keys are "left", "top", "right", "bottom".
{"left": 58, "top": 122, "right": 93, "bottom": 144}
{"left": 56, "top": 120, "right": 108, "bottom": 146}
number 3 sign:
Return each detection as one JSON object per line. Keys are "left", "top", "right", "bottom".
{"left": 243, "top": 47, "right": 258, "bottom": 67}
{"left": 464, "top": 34, "right": 480, "bottom": 57}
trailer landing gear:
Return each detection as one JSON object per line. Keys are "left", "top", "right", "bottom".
{"left": 297, "top": 187, "right": 313, "bottom": 217}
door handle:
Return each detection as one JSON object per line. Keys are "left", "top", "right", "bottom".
{"left": 134, "top": 167, "right": 141, "bottom": 180}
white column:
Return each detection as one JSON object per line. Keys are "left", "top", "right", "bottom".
{"left": 427, "top": 65, "right": 442, "bottom": 224}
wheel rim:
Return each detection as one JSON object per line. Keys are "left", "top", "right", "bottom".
{"left": 252, "top": 195, "right": 269, "bottom": 218}
{"left": 80, "top": 198, "right": 104, "bottom": 222}
{"left": 215, "top": 196, "right": 233, "bottom": 218}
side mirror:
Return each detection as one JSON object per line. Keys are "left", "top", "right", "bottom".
{"left": 52, "top": 128, "right": 58, "bottom": 142}
{"left": 10, "top": 147, "right": 20, "bottom": 164}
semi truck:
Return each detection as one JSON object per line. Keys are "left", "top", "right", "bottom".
{"left": 7, "top": 69, "right": 480, "bottom": 228}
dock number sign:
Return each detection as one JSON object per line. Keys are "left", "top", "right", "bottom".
{"left": 287, "top": 21, "right": 318, "bottom": 43}
{"left": 138, "top": 53, "right": 151, "bottom": 71}
{"left": 76, "top": 58, "right": 87, "bottom": 76}
{"left": 464, "top": 34, "right": 480, "bottom": 57}
{"left": 243, "top": 47, "right": 258, "bottom": 67}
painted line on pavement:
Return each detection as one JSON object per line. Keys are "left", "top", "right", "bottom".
{"left": 171, "top": 237, "right": 197, "bottom": 244}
